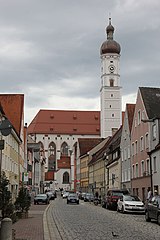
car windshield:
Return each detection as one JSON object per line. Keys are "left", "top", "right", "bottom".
{"left": 35, "top": 195, "right": 47, "bottom": 199}
{"left": 86, "top": 193, "right": 93, "bottom": 197}
{"left": 69, "top": 194, "right": 77, "bottom": 197}
{"left": 112, "top": 192, "right": 123, "bottom": 196}
{"left": 124, "top": 195, "right": 140, "bottom": 201}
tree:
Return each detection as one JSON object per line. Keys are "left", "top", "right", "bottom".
{"left": 0, "top": 171, "right": 15, "bottom": 219}
{"left": 14, "top": 185, "right": 31, "bottom": 214}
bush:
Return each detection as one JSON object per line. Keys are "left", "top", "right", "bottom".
{"left": 14, "top": 186, "right": 31, "bottom": 213}
{"left": 0, "top": 171, "right": 15, "bottom": 221}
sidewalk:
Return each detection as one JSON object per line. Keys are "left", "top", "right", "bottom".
{"left": 13, "top": 204, "right": 48, "bottom": 240}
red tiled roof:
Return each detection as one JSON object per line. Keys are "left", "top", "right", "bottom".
{"left": 78, "top": 138, "right": 103, "bottom": 157}
{"left": 126, "top": 104, "right": 135, "bottom": 132}
{"left": 28, "top": 110, "right": 100, "bottom": 135}
{"left": 0, "top": 94, "right": 24, "bottom": 136}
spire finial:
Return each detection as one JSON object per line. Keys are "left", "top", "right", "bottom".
{"left": 109, "top": 12, "right": 111, "bottom": 25}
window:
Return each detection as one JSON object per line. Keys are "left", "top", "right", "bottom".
{"left": 110, "top": 79, "right": 114, "bottom": 87}
{"left": 132, "top": 143, "right": 134, "bottom": 156}
{"left": 135, "top": 141, "right": 138, "bottom": 154}
{"left": 138, "top": 110, "right": 141, "bottom": 125}
{"left": 128, "top": 145, "right": 130, "bottom": 159}
{"left": 128, "top": 168, "right": 130, "bottom": 181}
{"left": 61, "top": 142, "right": 68, "bottom": 156}
{"left": 136, "top": 164, "right": 139, "bottom": 178}
{"left": 153, "top": 156, "right": 157, "bottom": 172}
{"left": 146, "top": 159, "right": 150, "bottom": 174}
{"left": 111, "top": 94, "right": 113, "bottom": 97}
{"left": 141, "top": 161, "right": 144, "bottom": 176}
{"left": 132, "top": 165, "right": 135, "bottom": 178}
{"left": 145, "top": 133, "right": 149, "bottom": 149}
{"left": 63, "top": 172, "right": 69, "bottom": 184}
{"left": 121, "top": 150, "right": 124, "bottom": 162}
{"left": 124, "top": 148, "right": 127, "bottom": 160}
{"left": 152, "top": 124, "right": 157, "bottom": 140}
{"left": 140, "top": 137, "right": 144, "bottom": 151}
{"left": 112, "top": 113, "right": 114, "bottom": 117}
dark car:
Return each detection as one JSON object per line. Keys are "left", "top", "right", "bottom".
{"left": 46, "top": 191, "right": 55, "bottom": 200}
{"left": 84, "top": 193, "right": 94, "bottom": 202}
{"left": 34, "top": 194, "right": 49, "bottom": 205}
{"left": 145, "top": 195, "right": 160, "bottom": 225}
{"left": 102, "top": 189, "right": 129, "bottom": 210}
{"left": 67, "top": 193, "right": 79, "bottom": 204}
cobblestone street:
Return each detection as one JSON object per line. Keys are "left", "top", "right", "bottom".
{"left": 46, "top": 195, "right": 160, "bottom": 240}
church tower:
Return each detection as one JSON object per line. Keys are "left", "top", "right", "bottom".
{"left": 100, "top": 18, "right": 122, "bottom": 138}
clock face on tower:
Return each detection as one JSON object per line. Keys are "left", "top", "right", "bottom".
{"left": 109, "top": 65, "right": 115, "bottom": 73}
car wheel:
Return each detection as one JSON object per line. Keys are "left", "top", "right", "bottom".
{"left": 122, "top": 206, "right": 125, "bottom": 214}
{"left": 145, "top": 211, "right": 151, "bottom": 222}
{"left": 157, "top": 215, "right": 160, "bottom": 225}
{"left": 77, "top": 201, "right": 79, "bottom": 204}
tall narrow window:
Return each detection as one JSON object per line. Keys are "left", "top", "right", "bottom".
{"left": 110, "top": 79, "right": 114, "bottom": 87}
{"left": 140, "top": 136, "right": 144, "bottom": 151}
{"left": 138, "top": 110, "right": 141, "bottom": 125}
{"left": 132, "top": 165, "right": 135, "bottom": 179}
{"left": 153, "top": 156, "right": 157, "bottom": 172}
{"left": 132, "top": 143, "right": 134, "bottom": 156}
{"left": 152, "top": 124, "right": 157, "bottom": 140}
{"left": 135, "top": 141, "right": 138, "bottom": 154}
{"left": 146, "top": 159, "right": 150, "bottom": 175}
{"left": 136, "top": 164, "right": 139, "bottom": 178}
{"left": 145, "top": 133, "right": 149, "bottom": 149}
{"left": 63, "top": 172, "right": 69, "bottom": 184}
{"left": 141, "top": 161, "right": 144, "bottom": 176}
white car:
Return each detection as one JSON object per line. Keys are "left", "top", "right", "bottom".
{"left": 62, "top": 191, "right": 70, "bottom": 199}
{"left": 117, "top": 195, "right": 145, "bottom": 214}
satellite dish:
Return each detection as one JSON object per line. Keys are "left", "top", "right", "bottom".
{"left": 0, "top": 119, "right": 12, "bottom": 136}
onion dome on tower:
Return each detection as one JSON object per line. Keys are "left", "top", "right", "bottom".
{"left": 100, "top": 18, "right": 121, "bottom": 55}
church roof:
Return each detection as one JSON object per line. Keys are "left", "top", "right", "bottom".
{"left": 28, "top": 110, "right": 100, "bottom": 135}
{"left": 100, "top": 18, "right": 121, "bottom": 55}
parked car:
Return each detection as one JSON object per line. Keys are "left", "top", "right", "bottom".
{"left": 84, "top": 193, "right": 94, "bottom": 202}
{"left": 79, "top": 192, "right": 86, "bottom": 200}
{"left": 63, "top": 191, "right": 70, "bottom": 199}
{"left": 117, "top": 195, "right": 145, "bottom": 213}
{"left": 145, "top": 195, "right": 160, "bottom": 225}
{"left": 102, "top": 189, "right": 129, "bottom": 210}
{"left": 67, "top": 193, "right": 79, "bottom": 204}
{"left": 46, "top": 191, "right": 55, "bottom": 200}
{"left": 34, "top": 194, "right": 49, "bottom": 205}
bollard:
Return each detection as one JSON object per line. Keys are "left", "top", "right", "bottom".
{"left": 0, "top": 218, "right": 12, "bottom": 240}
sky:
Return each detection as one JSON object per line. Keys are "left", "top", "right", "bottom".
{"left": 0, "top": 0, "right": 160, "bottom": 125}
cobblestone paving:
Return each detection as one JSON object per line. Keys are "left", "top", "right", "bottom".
{"left": 47, "top": 195, "right": 160, "bottom": 240}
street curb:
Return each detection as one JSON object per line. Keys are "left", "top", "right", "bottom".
{"left": 43, "top": 204, "right": 51, "bottom": 240}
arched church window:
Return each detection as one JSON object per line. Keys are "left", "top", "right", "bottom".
{"left": 48, "top": 142, "right": 56, "bottom": 171}
{"left": 61, "top": 142, "right": 68, "bottom": 156}
{"left": 63, "top": 172, "right": 69, "bottom": 184}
